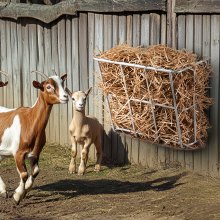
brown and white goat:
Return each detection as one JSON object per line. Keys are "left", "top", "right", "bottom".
{"left": 0, "top": 74, "right": 68, "bottom": 204}
{"left": 66, "top": 87, "right": 103, "bottom": 175}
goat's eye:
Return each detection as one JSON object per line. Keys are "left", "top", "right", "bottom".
{"left": 72, "top": 98, "right": 75, "bottom": 101}
{"left": 46, "top": 85, "right": 51, "bottom": 90}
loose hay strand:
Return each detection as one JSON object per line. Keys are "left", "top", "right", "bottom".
{"left": 96, "top": 44, "right": 212, "bottom": 149}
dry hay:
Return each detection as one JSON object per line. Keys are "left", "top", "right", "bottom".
{"left": 96, "top": 44, "right": 212, "bottom": 149}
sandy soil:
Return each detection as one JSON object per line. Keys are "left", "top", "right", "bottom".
{"left": 0, "top": 144, "right": 220, "bottom": 220}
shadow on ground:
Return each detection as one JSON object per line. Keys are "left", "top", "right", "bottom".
{"left": 34, "top": 172, "right": 186, "bottom": 200}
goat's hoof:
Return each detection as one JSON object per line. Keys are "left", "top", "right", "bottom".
{"left": 78, "top": 172, "right": 85, "bottom": 176}
{"left": 13, "top": 193, "right": 23, "bottom": 205}
{"left": 94, "top": 165, "right": 101, "bottom": 172}
{"left": 0, "top": 191, "right": 8, "bottom": 198}
{"left": 69, "top": 167, "right": 77, "bottom": 174}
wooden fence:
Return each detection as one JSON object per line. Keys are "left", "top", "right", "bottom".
{"left": 0, "top": 4, "right": 220, "bottom": 176}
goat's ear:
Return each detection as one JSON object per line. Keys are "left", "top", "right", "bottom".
{"left": 61, "top": 73, "right": 67, "bottom": 82}
{"left": 85, "top": 87, "right": 92, "bottom": 96}
{"left": 65, "top": 87, "right": 72, "bottom": 97}
{"left": 33, "top": 81, "right": 44, "bottom": 91}
{"left": 0, "top": 81, "right": 8, "bottom": 87}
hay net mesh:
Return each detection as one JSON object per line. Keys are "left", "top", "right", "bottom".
{"left": 95, "top": 44, "right": 212, "bottom": 150}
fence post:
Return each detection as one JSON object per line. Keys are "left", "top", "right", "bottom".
{"left": 167, "top": 0, "right": 176, "bottom": 48}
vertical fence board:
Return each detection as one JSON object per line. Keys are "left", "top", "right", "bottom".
{"left": 140, "top": 14, "right": 150, "bottom": 46}
{"left": 103, "top": 14, "right": 113, "bottom": 162}
{"left": 44, "top": 23, "right": 52, "bottom": 139}
{"left": 66, "top": 17, "right": 72, "bottom": 147}
{"left": 71, "top": 16, "right": 81, "bottom": 159}
{"left": 193, "top": 15, "right": 203, "bottom": 172}
{"left": 209, "top": 15, "right": 220, "bottom": 176}
{"left": 176, "top": 15, "right": 186, "bottom": 167}
{"left": 157, "top": 13, "right": 167, "bottom": 167}
{"left": 58, "top": 19, "right": 68, "bottom": 145}
{"left": 51, "top": 22, "right": 59, "bottom": 143}
{"left": 87, "top": 13, "right": 96, "bottom": 161}
{"left": 21, "top": 20, "right": 31, "bottom": 107}
{"left": 201, "top": 15, "right": 211, "bottom": 175}
{"left": 127, "top": 15, "right": 133, "bottom": 45}
{"left": 11, "top": 21, "right": 21, "bottom": 108}
{"left": 118, "top": 14, "right": 127, "bottom": 164}
{"left": 184, "top": 15, "right": 194, "bottom": 170}
{"left": 94, "top": 14, "right": 104, "bottom": 163}
{"left": 29, "top": 21, "right": 38, "bottom": 108}
{"left": 6, "top": 21, "right": 13, "bottom": 108}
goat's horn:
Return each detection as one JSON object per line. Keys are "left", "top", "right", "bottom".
{"left": 0, "top": 70, "right": 8, "bottom": 77}
{"left": 31, "top": 70, "right": 48, "bottom": 80}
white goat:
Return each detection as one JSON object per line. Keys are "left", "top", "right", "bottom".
{"left": 65, "top": 87, "right": 103, "bottom": 175}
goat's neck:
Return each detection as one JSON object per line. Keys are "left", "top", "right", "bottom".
{"left": 73, "top": 108, "right": 86, "bottom": 126}
{"left": 31, "top": 92, "right": 53, "bottom": 130}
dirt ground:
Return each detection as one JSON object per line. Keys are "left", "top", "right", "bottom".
{"left": 0, "top": 144, "right": 220, "bottom": 220}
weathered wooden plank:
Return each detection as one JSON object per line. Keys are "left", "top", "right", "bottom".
{"left": 75, "top": 0, "right": 167, "bottom": 13}
{"left": 132, "top": 14, "right": 140, "bottom": 46}
{"left": 201, "top": 15, "right": 211, "bottom": 175}
{"left": 111, "top": 14, "right": 119, "bottom": 163}
{"left": 94, "top": 13, "right": 104, "bottom": 162}
{"left": 176, "top": 14, "right": 186, "bottom": 167}
{"left": 146, "top": 13, "right": 160, "bottom": 167}
{"left": 157, "top": 13, "right": 167, "bottom": 168}
{"left": 21, "top": 19, "right": 30, "bottom": 107}
{"left": 118, "top": 14, "right": 126, "bottom": 44}
{"left": 209, "top": 15, "right": 219, "bottom": 176}
{"left": 175, "top": 0, "right": 220, "bottom": 14}
{"left": 44, "top": 23, "right": 52, "bottom": 139}
{"left": 29, "top": 21, "right": 38, "bottom": 108}
{"left": 131, "top": 137, "right": 139, "bottom": 164}
{"left": 150, "top": 13, "right": 161, "bottom": 44}
{"left": 51, "top": 21, "right": 60, "bottom": 143}
{"left": 11, "top": 21, "right": 21, "bottom": 108}
{"left": 117, "top": 14, "right": 127, "bottom": 164}
{"left": 16, "top": 19, "right": 23, "bottom": 107}
{"left": 88, "top": 13, "right": 96, "bottom": 161}
{"left": 0, "top": 1, "right": 166, "bottom": 25}
{"left": 103, "top": 14, "right": 113, "bottom": 162}
{"left": 58, "top": 18, "right": 68, "bottom": 145}
{"left": 0, "top": 2, "right": 77, "bottom": 24}
{"left": 126, "top": 15, "right": 133, "bottom": 45}
{"left": 126, "top": 14, "right": 133, "bottom": 162}
{"left": 0, "top": 20, "right": 7, "bottom": 107}
{"left": 139, "top": 140, "right": 147, "bottom": 166}
{"left": 184, "top": 14, "right": 194, "bottom": 170}
{"left": 66, "top": 17, "right": 72, "bottom": 143}
{"left": 71, "top": 16, "right": 81, "bottom": 160}
{"left": 6, "top": 20, "right": 13, "bottom": 108}
{"left": 193, "top": 15, "right": 203, "bottom": 173}
{"left": 140, "top": 14, "right": 150, "bottom": 47}
{"left": 167, "top": 0, "right": 176, "bottom": 48}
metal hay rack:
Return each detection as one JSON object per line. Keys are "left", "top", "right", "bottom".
{"left": 95, "top": 57, "right": 210, "bottom": 150}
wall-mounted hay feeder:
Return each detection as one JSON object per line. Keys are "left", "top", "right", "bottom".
{"left": 94, "top": 45, "right": 212, "bottom": 150}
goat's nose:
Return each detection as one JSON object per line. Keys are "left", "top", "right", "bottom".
{"left": 64, "top": 94, "right": 68, "bottom": 98}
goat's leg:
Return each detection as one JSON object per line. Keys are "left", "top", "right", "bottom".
{"left": 14, "top": 151, "right": 28, "bottom": 205}
{"left": 78, "top": 140, "right": 91, "bottom": 175}
{"left": 0, "top": 156, "right": 7, "bottom": 198}
{"left": 23, "top": 156, "right": 39, "bottom": 198}
{"left": 69, "top": 138, "right": 77, "bottom": 174}
{"left": 94, "top": 136, "right": 102, "bottom": 172}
